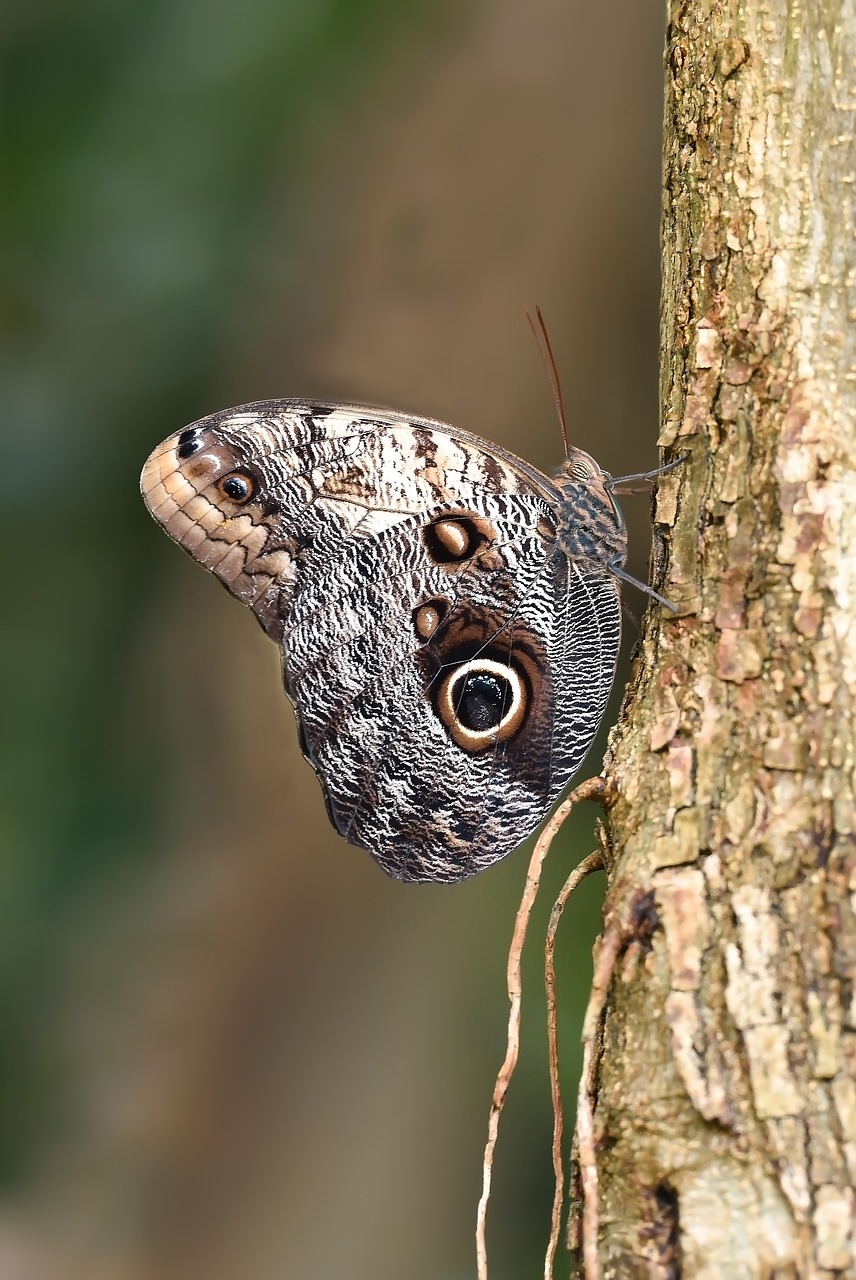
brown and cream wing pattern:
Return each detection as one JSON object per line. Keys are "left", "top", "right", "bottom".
{"left": 141, "top": 399, "right": 623, "bottom": 882}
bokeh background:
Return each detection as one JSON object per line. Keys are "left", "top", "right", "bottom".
{"left": 2, "top": 2, "right": 664, "bottom": 1277}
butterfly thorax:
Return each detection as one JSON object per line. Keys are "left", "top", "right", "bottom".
{"left": 551, "top": 450, "right": 627, "bottom": 570}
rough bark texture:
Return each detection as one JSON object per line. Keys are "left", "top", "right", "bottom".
{"left": 570, "top": 3, "right": 856, "bottom": 1276}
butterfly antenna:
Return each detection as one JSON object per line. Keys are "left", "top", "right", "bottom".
{"left": 524, "top": 305, "right": 570, "bottom": 458}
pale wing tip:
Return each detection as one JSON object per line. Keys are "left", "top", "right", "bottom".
{"left": 140, "top": 434, "right": 181, "bottom": 514}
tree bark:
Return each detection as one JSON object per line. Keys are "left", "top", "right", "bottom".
{"left": 569, "top": 2, "right": 856, "bottom": 1275}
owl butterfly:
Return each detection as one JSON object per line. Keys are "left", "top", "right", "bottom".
{"left": 141, "top": 398, "right": 675, "bottom": 883}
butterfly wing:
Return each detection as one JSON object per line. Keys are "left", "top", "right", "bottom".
{"left": 141, "top": 399, "right": 621, "bottom": 882}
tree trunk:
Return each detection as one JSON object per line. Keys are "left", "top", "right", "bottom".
{"left": 569, "top": 2, "right": 856, "bottom": 1275}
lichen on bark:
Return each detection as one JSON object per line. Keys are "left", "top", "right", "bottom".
{"left": 569, "top": 2, "right": 856, "bottom": 1275}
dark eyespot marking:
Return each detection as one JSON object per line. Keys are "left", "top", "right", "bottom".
{"left": 177, "top": 428, "right": 204, "bottom": 459}
{"left": 434, "top": 657, "right": 528, "bottom": 752}
{"left": 218, "top": 471, "right": 255, "bottom": 504}
{"left": 456, "top": 671, "right": 510, "bottom": 732}
{"left": 423, "top": 515, "right": 496, "bottom": 566}
{"left": 412, "top": 597, "right": 450, "bottom": 642}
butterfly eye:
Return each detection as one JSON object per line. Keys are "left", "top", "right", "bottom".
{"left": 566, "top": 451, "right": 601, "bottom": 482}
{"left": 219, "top": 472, "right": 255, "bottom": 504}
{"left": 436, "top": 657, "right": 527, "bottom": 751}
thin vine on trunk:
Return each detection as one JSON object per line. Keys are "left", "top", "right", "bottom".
{"left": 568, "top": 2, "right": 856, "bottom": 1275}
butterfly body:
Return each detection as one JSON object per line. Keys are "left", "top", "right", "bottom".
{"left": 141, "top": 400, "right": 627, "bottom": 883}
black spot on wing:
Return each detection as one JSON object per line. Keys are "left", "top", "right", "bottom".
{"left": 177, "top": 428, "right": 204, "bottom": 459}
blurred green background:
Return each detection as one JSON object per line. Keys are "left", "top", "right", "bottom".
{"left": 2, "top": 1, "right": 663, "bottom": 1276}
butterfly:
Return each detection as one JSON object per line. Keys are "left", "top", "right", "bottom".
{"left": 141, "top": 398, "right": 675, "bottom": 883}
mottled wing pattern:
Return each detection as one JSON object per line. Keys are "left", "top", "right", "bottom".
{"left": 141, "top": 399, "right": 622, "bottom": 882}
{"left": 283, "top": 500, "right": 620, "bottom": 880}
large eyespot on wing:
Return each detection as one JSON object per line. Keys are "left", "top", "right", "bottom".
{"left": 140, "top": 423, "right": 299, "bottom": 639}
{"left": 416, "top": 597, "right": 545, "bottom": 759}
{"left": 434, "top": 658, "right": 528, "bottom": 750}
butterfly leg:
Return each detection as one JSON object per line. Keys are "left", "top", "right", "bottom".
{"left": 608, "top": 558, "right": 678, "bottom": 613}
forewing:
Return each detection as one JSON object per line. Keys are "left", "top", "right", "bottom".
{"left": 139, "top": 399, "right": 545, "bottom": 642}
